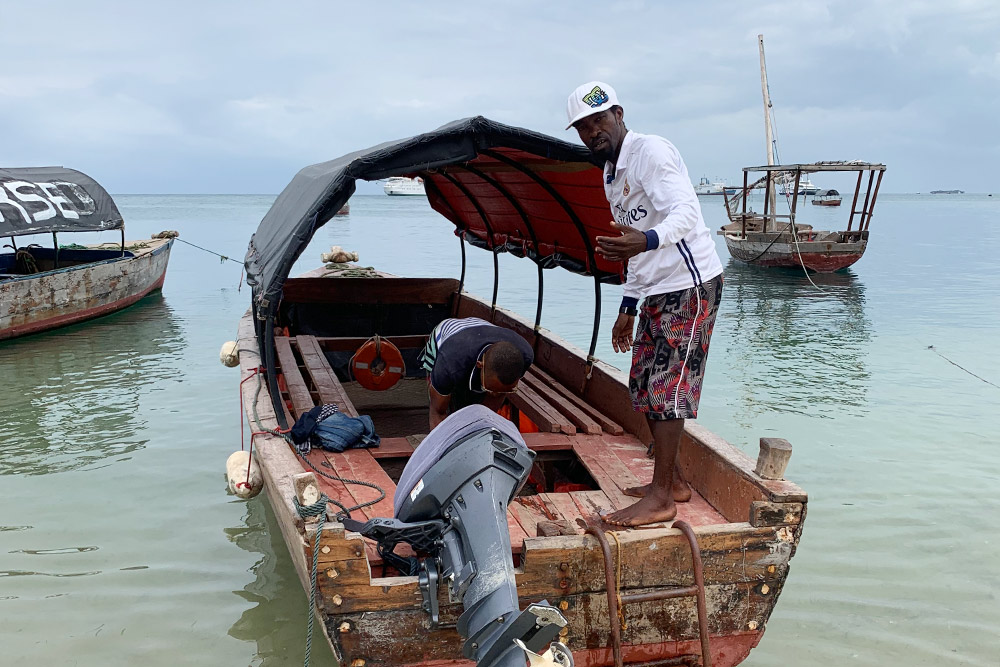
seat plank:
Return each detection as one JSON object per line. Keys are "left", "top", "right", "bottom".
{"left": 274, "top": 336, "right": 315, "bottom": 418}
{"left": 522, "top": 373, "right": 601, "bottom": 435}
{"left": 509, "top": 383, "right": 575, "bottom": 434}
{"left": 295, "top": 335, "right": 359, "bottom": 417}
{"left": 369, "top": 436, "right": 415, "bottom": 459}
{"left": 528, "top": 366, "right": 624, "bottom": 435}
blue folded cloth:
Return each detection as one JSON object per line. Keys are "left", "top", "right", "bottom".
{"left": 289, "top": 403, "right": 380, "bottom": 454}
{"left": 312, "top": 412, "right": 380, "bottom": 453}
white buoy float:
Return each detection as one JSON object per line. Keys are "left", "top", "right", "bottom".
{"left": 219, "top": 340, "right": 240, "bottom": 367}
{"left": 226, "top": 450, "right": 263, "bottom": 499}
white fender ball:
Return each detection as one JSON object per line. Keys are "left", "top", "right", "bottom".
{"left": 226, "top": 450, "right": 263, "bottom": 499}
{"left": 220, "top": 340, "right": 240, "bottom": 367}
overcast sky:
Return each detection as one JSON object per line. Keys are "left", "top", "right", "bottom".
{"left": 3, "top": 1, "right": 997, "bottom": 194}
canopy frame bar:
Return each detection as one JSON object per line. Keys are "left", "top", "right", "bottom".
{"left": 457, "top": 163, "right": 546, "bottom": 339}
{"left": 479, "top": 149, "right": 604, "bottom": 376}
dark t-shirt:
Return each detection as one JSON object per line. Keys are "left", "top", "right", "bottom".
{"left": 430, "top": 324, "right": 534, "bottom": 410}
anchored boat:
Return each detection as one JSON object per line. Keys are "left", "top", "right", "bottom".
{"left": 0, "top": 167, "right": 173, "bottom": 341}
{"left": 237, "top": 117, "right": 807, "bottom": 667}
{"left": 720, "top": 161, "right": 885, "bottom": 272}
{"left": 718, "top": 36, "right": 886, "bottom": 273}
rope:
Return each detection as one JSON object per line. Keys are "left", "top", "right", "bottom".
{"left": 927, "top": 346, "right": 1000, "bottom": 389}
{"left": 244, "top": 369, "right": 386, "bottom": 520}
{"left": 243, "top": 367, "right": 389, "bottom": 665}
{"left": 608, "top": 530, "right": 627, "bottom": 631}
{"left": 174, "top": 237, "right": 243, "bottom": 265}
{"left": 321, "top": 262, "right": 381, "bottom": 278}
{"left": 294, "top": 493, "right": 330, "bottom": 667}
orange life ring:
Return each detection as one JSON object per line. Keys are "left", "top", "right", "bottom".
{"left": 350, "top": 335, "right": 405, "bottom": 391}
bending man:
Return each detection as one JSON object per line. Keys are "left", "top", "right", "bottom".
{"left": 567, "top": 81, "right": 725, "bottom": 527}
{"left": 419, "top": 317, "right": 534, "bottom": 430}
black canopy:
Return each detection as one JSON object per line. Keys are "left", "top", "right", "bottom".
{"left": 0, "top": 167, "right": 123, "bottom": 237}
{"left": 244, "top": 117, "right": 624, "bottom": 321}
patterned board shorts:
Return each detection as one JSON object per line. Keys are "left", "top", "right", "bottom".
{"left": 630, "top": 274, "right": 724, "bottom": 420}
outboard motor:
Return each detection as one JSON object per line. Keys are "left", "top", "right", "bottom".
{"left": 342, "top": 405, "right": 573, "bottom": 667}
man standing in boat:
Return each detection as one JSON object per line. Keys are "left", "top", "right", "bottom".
{"left": 567, "top": 82, "right": 724, "bottom": 527}
{"left": 419, "top": 317, "right": 534, "bottom": 429}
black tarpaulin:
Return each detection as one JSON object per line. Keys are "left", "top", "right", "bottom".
{"left": 244, "top": 117, "right": 623, "bottom": 321}
{"left": 0, "top": 167, "right": 123, "bottom": 237}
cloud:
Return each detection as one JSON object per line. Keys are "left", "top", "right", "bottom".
{"left": 0, "top": 1, "right": 997, "bottom": 192}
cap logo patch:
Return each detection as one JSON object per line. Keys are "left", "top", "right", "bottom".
{"left": 623, "top": 178, "right": 630, "bottom": 196}
{"left": 582, "top": 86, "right": 610, "bottom": 108}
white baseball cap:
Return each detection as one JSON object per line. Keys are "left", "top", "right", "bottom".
{"left": 565, "top": 81, "right": 619, "bottom": 130}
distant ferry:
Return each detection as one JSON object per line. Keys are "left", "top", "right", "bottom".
{"left": 383, "top": 176, "right": 425, "bottom": 196}
{"left": 693, "top": 176, "right": 729, "bottom": 195}
{"left": 929, "top": 189, "right": 964, "bottom": 194}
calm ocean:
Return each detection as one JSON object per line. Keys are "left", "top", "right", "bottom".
{"left": 1, "top": 192, "right": 997, "bottom": 666}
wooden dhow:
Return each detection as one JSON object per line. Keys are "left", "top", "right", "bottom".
{"left": 0, "top": 167, "right": 173, "bottom": 340}
{"left": 719, "top": 36, "right": 885, "bottom": 273}
{"left": 236, "top": 118, "right": 807, "bottom": 667}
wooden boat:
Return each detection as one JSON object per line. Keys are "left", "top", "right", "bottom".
{"left": 810, "top": 189, "right": 842, "bottom": 206}
{"left": 237, "top": 118, "right": 807, "bottom": 667}
{"left": 718, "top": 36, "right": 885, "bottom": 273}
{"left": 720, "top": 161, "right": 884, "bottom": 272}
{"left": 0, "top": 168, "right": 173, "bottom": 341}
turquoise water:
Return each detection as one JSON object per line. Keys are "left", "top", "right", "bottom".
{"left": 1, "top": 193, "right": 997, "bottom": 666}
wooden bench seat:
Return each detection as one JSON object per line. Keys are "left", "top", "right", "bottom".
{"left": 274, "top": 334, "right": 360, "bottom": 418}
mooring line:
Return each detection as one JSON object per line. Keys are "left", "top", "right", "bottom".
{"left": 927, "top": 345, "right": 1000, "bottom": 389}
{"left": 174, "top": 237, "right": 243, "bottom": 265}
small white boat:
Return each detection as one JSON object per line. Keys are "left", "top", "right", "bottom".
{"left": 778, "top": 174, "right": 819, "bottom": 195}
{"left": 693, "top": 176, "right": 728, "bottom": 195}
{"left": 383, "top": 176, "right": 426, "bottom": 196}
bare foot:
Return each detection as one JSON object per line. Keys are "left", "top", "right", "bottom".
{"left": 623, "top": 476, "right": 692, "bottom": 503}
{"left": 602, "top": 490, "right": 677, "bottom": 527}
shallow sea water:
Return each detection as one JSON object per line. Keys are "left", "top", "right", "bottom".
{"left": 1, "top": 192, "right": 997, "bottom": 666}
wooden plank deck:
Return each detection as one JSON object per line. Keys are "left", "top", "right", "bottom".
{"left": 272, "top": 332, "right": 727, "bottom": 563}
{"left": 295, "top": 334, "right": 359, "bottom": 417}
{"left": 274, "top": 336, "right": 315, "bottom": 418}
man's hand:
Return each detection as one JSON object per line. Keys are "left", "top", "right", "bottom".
{"left": 611, "top": 313, "right": 635, "bottom": 353}
{"left": 596, "top": 222, "right": 648, "bottom": 263}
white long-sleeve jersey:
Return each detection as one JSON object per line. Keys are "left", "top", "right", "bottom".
{"left": 603, "top": 131, "right": 723, "bottom": 303}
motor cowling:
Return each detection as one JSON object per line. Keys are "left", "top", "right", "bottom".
{"left": 345, "top": 405, "right": 571, "bottom": 667}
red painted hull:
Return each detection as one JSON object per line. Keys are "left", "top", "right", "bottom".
{"left": 756, "top": 251, "right": 863, "bottom": 272}
{"left": 0, "top": 239, "right": 172, "bottom": 340}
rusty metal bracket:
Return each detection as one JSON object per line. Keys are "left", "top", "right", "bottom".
{"left": 582, "top": 520, "right": 712, "bottom": 667}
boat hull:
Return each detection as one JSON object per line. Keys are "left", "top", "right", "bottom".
{"left": 724, "top": 234, "right": 865, "bottom": 272}
{"left": 0, "top": 238, "right": 173, "bottom": 340}
{"left": 237, "top": 273, "right": 807, "bottom": 667}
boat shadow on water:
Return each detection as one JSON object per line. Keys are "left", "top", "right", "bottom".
{"left": 719, "top": 259, "right": 872, "bottom": 426}
{"left": 0, "top": 293, "right": 184, "bottom": 476}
